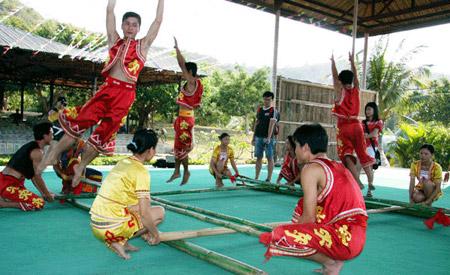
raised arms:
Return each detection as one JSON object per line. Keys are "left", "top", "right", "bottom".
{"left": 141, "top": 0, "right": 164, "bottom": 55}
{"left": 349, "top": 52, "right": 359, "bottom": 90}
{"left": 330, "top": 54, "right": 342, "bottom": 98}
{"left": 174, "top": 37, "right": 196, "bottom": 84}
{"left": 106, "top": 0, "right": 119, "bottom": 47}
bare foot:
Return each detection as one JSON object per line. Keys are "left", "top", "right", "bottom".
{"left": 110, "top": 242, "right": 131, "bottom": 260}
{"left": 166, "top": 173, "right": 180, "bottom": 183}
{"left": 180, "top": 171, "right": 190, "bottom": 186}
{"left": 323, "top": 260, "right": 343, "bottom": 275}
{"left": 313, "top": 266, "right": 324, "bottom": 273}
{"left": 71, "top": 164, "right": 84, "bottom": 188}
{"left": 124, "top": 242, "right": 140, "bottom": 252}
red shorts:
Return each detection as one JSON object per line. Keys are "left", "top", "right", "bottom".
{"left": 58, "top": 77, "right": 135, "bottom": 155}
{"left": 336, "top": 120, "right": 375, "bottom": 168}
{"left": 0, "top": 172, "right": 45, "bottom": 211}
{"left": 173, "top": 115, "right": 195, "bottom": 160}
{"left": 260, "top": 215, "right": 367, "bottom": 261}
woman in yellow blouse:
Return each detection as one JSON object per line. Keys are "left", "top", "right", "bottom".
{"left": 90, "top": 129, "right": 165, "bottom": 259}
{"left": 209, "top": 133, "right": 239, "bottom": 187}
{"left": 409, "top": 144, "right": 443, "bottom": 206}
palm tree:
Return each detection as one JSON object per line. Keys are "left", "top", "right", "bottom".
{"left": 365, "top": 37, "right": 430, "bottom": 120}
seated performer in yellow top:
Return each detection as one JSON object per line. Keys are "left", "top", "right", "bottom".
{"left": 90, "top": 129, "right": 165, "bottom": 259}
{"left": 209, "top": 133, "right": 239, "bottom": 188}
{"left": 409, "top": 144, "right": 443, "bottom": 206}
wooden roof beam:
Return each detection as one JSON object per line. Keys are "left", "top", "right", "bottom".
{"left": 361, "top": 1, "right": 450, "bottom": 22}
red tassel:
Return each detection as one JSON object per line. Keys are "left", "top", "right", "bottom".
{"left": 229, "top": 175, "right": 236, "bottom": 183}
{"left": 424, "top": 217, "right": 436, "bottom": 230}
{"left": 435, "top": 209, "right": 450, "bottom": 226}
{"left": 259, "top": 232, "right": 272, "bottom": 245}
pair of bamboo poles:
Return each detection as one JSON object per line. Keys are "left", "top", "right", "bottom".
{"left": 61, "top": 175, "right": 449, "bottom": 274}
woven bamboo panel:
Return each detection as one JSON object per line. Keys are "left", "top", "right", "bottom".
{"left": 275, "top": 77, "right": 377, "bottom": 161}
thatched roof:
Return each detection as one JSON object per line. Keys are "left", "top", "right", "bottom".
{"left": 225, "top": 0, "right": 450, "bottom": 37}
{"left": 0, "top": 23, "right": 186, "bottom": 88}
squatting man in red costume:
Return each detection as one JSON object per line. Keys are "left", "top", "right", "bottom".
{"left": 36, "top": 0, "right": 165, "bottom": 187}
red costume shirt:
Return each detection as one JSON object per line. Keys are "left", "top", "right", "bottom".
{"left": 332, "top": 87, "right": 360, "bottom": 123}
{"left": 176, "top": 79, "right": 203, "bottom": 110}
{"left": 362, "top": 120, "right": 384, "bottom": 147}
{"left": 260, "top": 158, "right": 368, "bottom": 261}
{"left": 101, "top": 38, "right": 146, "bottom": 82}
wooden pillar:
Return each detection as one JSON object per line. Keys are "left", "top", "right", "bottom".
{"left": 352, "top": 0, "right": 359, "bottom": 56}
{"left": 20, "top": 82, "right": 25, "bottom": 119}
{"left": 362, "top": 33, "right": 369, "bottom": 90}
{"left": 0, "top": 81, "right": 4, "bottom": 111}
{"left": 272, "top": 2, "right": 281, "bottom": 99}
{"left": 49, "top": 80, "right": 55, "bottom": 108}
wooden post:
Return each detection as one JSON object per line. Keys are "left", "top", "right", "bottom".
{"left": 362, "top": 33, "right": 369, "bottom": 89}
{"left": 351, "top": 0, "right": 359, "bottom": 56}
{"left": 20, "top": 82, "right": 25, "bottom": 120}
{"left": 49, "top": 80, "right": 55, "bottom": 109}
{"left": 0, "top": 81, "right": 4, "bottom": 111}
{"left": 272, "top": 5, "right": 281, "bottom": 98}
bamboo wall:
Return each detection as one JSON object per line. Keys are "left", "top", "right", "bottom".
{"left": 275, "top": 77, "right": 378, "bottom": 161}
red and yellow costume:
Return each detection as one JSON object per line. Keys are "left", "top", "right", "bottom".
{"left": 90, "top": 157, "right": 150, "bottom": 247}
{"left": 173, "top": 79, "right": 203, "bottom": 160}
{"left": 0, "top": 173, "right": 45, "bottom": 211}
{"left": 280, "top": 153, "right": 300, "bottom": 183}
{"left": 410, "top": 160, "right": 443, "bottom": 200}
{"left": 58, "top": 38, "right": 145, "bottom": 155}
{"left": 260, "top": 158, "right": 368, "bottom": 261}
{"left": 57, "top": 140, "right": 102, "bottom": 196}
{"left": 332, "top": 87, "right": 374, "bottom": 167}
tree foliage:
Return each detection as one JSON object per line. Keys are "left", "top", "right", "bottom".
{"left": 394, "top": 122, "right": 449, "bottom": 169}
{"left": 365, "top": 37, "right": 431, "bottom": 120}
{"left": 403, "top": 78, "right": 450, "bottom": 127}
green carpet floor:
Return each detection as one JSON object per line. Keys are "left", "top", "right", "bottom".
{"left": 1, "top": 166, "right": 449, "bottom": 274}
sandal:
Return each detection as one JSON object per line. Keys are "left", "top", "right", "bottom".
{"left": 366, "top": 190, "right": 373, "bottom": 198}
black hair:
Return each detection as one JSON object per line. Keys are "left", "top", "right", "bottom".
{"left": 293, "top": 124, "right": 328, "bottom": 154}
{"left": 33, "top": 121, "right": 53, "bottom": 140}
{"left": 57, "top": 96, "right": 67, "bottom": 106}
{"left": 185, "top": 62, "right": 198, "bottom": 77}
{"left": 338, "top": 70, "right": 354, "bottom": 85}
{"left": 420, "top": 144, "right": 435, "bottom": 154}
{"left": 218, "top": 133, "right": 230, "bottom": 140}
{"left": 263, "top": 91, "right": 274, "bottom": 99}
{"left": 287, "top": 135, "right": 296, "bottom": 149}
{"left": 364, "top": 101, "right": 379, "bottom": 122}
{"left": 122, "top": 12, "right": 141, "bottom": 26}
{"left": 127, "top": 129, "right": 158, "bottom": 154}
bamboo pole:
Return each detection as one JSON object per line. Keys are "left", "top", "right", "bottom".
{"left": 151, "top": 186, "right": 247, "bottom": 197}
{"left": 68, "top": 199, "right": 91, "bottom": 211}
{"left": 152, "top": 200, "right": 264, "bottom": 237}
{"left": 366, "top": 205, "right": 404, "bottom": 214}
{"left": 152, "top": 197, "right": 272, "bottom": 232}
{"left": 55, "top": 193, "right": 97, "bottom": 200}
{"left": 159, "top": 221, "right": 288, "bottom": 242}
{"left": 164, "top": 240, "right": 267, "bottom": 275}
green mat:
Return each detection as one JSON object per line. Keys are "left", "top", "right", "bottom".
{"left": 1, "top": 166, "right": 449, "bottom": 275}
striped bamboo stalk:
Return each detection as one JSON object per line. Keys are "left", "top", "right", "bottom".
{"left": 152, "top": 186, "right": 247, "bottom": 197}
{"left": 152, "top": 197, "right": 272, "bottom": 232}
{"left": 68, "top": 199, "right": 91, "bottom": 211}
{"left": 78, "top": 177, "right": 102, "bottom": 188}
{"left": 55, "top": 193, "right": 97, "bottom": 200}
{"left": 165, "top": 240, "right": 267, "bottom": 275}
{"left": 159, "top": 221, "right": 288, "bottom": 242}
{"left": 152, "top": 200, "right": 263, "bottom": 237}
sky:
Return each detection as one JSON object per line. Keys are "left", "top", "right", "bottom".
{"left": 18, "top": 0, "right": 450, "bottom": 75}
